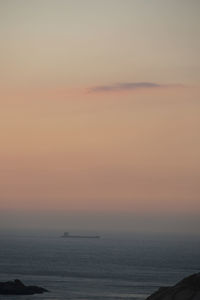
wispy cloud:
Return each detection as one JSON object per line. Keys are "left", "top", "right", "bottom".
{"left": 88, "top": 82, "right": 182, "bottom": 93}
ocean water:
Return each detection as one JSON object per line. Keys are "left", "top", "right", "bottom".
{"left": 0, "top": 233, "right": 200, "bottom": 300}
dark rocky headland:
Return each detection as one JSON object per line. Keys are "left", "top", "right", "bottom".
{"left": 0, "top": 279, "right": 48, "bottom": 295}
{"left": 146, "top": 272, "right": 200, "bottom": 300}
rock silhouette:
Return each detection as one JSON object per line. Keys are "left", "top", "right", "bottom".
{"left": 146, "top": 272, "right": 200, "bottom": 300}
{"left": 0, "top": 279, "right": 48, "bottom": 295}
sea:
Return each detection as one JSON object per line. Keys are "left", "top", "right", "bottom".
{"left": 0, "top": 232, "right": 199, "bottom": 300}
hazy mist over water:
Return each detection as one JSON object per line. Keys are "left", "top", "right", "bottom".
{"left": 0, "top": 210, "right": 200, "bottom": 236}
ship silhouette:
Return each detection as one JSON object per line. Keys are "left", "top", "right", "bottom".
{"left": 61, "top": 232, "right": 100, "bottom": 239}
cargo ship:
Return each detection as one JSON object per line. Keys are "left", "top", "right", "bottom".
{"left": 61, "top": 232, "right": 100, "bottom": 239}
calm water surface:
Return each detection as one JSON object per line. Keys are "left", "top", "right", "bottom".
{"left": 0, "top": 233, "right": 199, "bottom": 300}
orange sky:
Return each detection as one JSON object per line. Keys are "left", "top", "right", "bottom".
{"left": 0, "top": 1, "right": 200, "bottom": 215}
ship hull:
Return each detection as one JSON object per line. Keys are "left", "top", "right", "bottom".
{"left": 62, "top": 235, "right": 100, "bottom": 239}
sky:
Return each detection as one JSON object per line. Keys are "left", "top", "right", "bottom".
{"left": 0, "top": 1, "right": 200, "bottom": 232}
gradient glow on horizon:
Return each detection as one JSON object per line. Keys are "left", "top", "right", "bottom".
{"left": 0, "top": 1, "right": 200, "bottom": 219}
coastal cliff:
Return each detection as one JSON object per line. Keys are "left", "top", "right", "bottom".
{"left": 0, "top": 279, "right": 48, "bottom": 295}
{"left": 146, "top": 272, "right": 200, "bottom": 300}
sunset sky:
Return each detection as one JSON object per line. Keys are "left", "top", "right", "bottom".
{"left": 0, "top": 1, "right": 200, "bottom": 230}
